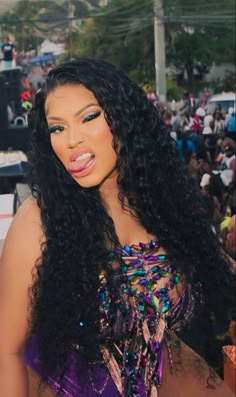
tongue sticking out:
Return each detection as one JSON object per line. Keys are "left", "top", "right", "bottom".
{"left": 70, "top": 155, "right": 95, "bottom": 172}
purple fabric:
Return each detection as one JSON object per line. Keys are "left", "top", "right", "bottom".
{"left": 24, "top": 336, "right": 147, "bottom": 397}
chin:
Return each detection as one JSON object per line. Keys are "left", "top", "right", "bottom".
{"left": 70, "top": 166, "right": 118, "bottom": 189}
{"left": 72, "top": 175, "right": 102, "bottom": 189}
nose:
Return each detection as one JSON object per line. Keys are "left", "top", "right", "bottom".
{"left": 67, "top": 125, "right": 84, "bottom": 148}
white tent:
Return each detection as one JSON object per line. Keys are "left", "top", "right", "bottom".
{"left": 39, "top": 39, "right": 65, "bottom": 56}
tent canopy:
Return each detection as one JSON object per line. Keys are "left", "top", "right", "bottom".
{"left": 29, "top": 54, "right": 54, "bottom": 64}
{"left": 39, "top": 39, "right": 64, "bottom": 56}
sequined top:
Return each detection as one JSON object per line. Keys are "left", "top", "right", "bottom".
{"left": 98, "top": 240, "right": 198, "bottom": 397}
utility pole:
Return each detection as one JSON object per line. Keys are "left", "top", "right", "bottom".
{"left": 153, "top": 0, "right": 166, "bottom": 103}
{"left": 68, "top": 0, "right": 74, "bottom": 59}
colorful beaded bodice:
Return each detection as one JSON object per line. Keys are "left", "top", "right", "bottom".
{"left": 98, "top": 240, "right": 197, "bottom": 397}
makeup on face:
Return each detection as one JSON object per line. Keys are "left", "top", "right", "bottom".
{"left": 45, "top": 84, "right": 118, "bottom": 189}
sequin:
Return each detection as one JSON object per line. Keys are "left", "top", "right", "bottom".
{"left": 97, "top": 240, "right": 189, "bottom": 397}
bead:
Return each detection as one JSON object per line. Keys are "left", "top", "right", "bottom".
{"left": 124, "top": 245, "right": 133, "bottom": 255}
{"left": 146, "top": 255, "right": 158, "bottom": 261}
{"left": 138, "top": 303, "right": 145, "bottom": 312}
{"left": 162, "top": 303, "right": 170, "bottom": 313}
{"left": 99, "top": 290, "right": 106, "bottom": 301}
{"left": 157, "top": 254, "right": 166, "bottom": 260}
{"left": 133, "top": 269, "right": 146, "bottom": 276}
{"left": 159, "top": 270, "right": 169, "bottom": 277}
{"left": 151, "top": 295, "right": 160, "bottom": 310}
{"left": 150, "top": 266, "right": 159, "bottom": 273}
{"left": 97, "top": 239, "right": 185, "bottom": 396}
{"left": 151, "top": 340, "right": 160, "bottom": 352}
{"left": 161, "top": 296, "right": 169, "bottom": 303}
{"left": 174, "top": 340, "right": 181, "bottom": 348}
{"left": 139, "top": 242, "right": 146, "bottom": 250}
{"left": 150, "top": 239, "right": 158, "bottom": 248}
{"left": 139, "top": 278, "right": 147, "bottom": 286}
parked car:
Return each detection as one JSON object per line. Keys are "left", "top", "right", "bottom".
{"left": 205, "top": 92, "right": 235, "bottom": 115}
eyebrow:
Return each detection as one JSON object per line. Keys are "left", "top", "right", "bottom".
{"left": 46, "top": 103, "right": 99, "bottom": 120}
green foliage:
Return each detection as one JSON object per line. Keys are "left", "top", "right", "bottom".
{"left": 164, "top": 0, "right": 235, "bottom": 83}
{"left": 72, "top": 0, "right": 155, "bottom": 80}
{"left": 1, "top": 0, "right": 235, "bottom": 88}
{"left": 0, "top": 0, "right": 95, "bottom": 52}
{"left": 166, "top": 77, "right": 184, "bottom": 101}
{"left": 211, "top": 70, "right": 236, "bottom": 93}
{"left": 74, "top": 0, "right": 235, "bottom": 85}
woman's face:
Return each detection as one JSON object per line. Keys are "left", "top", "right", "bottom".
{"left": 45, "top": 84, "right": 118, "bottom": 189}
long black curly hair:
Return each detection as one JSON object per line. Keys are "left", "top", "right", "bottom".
{"left": 27, "top": 58, "right": 234, "bottom": 384}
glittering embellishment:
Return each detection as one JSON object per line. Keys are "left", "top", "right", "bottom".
{"left": 97, "top": 240, "right": 197, "bottom": 397}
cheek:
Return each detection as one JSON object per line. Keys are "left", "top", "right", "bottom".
{"left": 93, "top": 125, "right": 115, "bottom": 153}
{"left": 93, "top": 123, "right": 113, "bottom": 144}
{"left": 50, "top": 136, "right": 66, "bottom": 162}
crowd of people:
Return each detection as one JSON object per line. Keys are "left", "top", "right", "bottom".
{"left": 155, "top": 93, "right": 236, "bottom": 261}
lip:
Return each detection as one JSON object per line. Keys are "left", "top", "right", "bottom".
{"left": 69, "top": 148, "right": 95, "bottom": 162}
{"left": 68, "top": 157, "right": 96, "bottom": 177}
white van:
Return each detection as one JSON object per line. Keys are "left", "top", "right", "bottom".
{"left": 205, "top": 92, "right": 235, "bottom": 115}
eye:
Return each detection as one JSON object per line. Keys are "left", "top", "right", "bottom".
{"left": 48, "top": 125, "right": 65, "bottom": 134}
{"left": 82, "top": 111, "right": 101, "bottom": 124}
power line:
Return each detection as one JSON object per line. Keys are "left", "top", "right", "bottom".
{"left": 1, "top": 12, "right": 235, "bottom": 25}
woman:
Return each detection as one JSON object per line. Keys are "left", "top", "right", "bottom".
{"left": 0, "top": 59, "right": 234, "bottom": 397}
{"left": 175, "top": 130, "right": 196, "bottom": 163}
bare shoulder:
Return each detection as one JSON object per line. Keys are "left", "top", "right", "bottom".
{"left": 0, "top": 197, "right": 44, "bottom": 354}
{"left": 14, "top": 195, "right": 41, "bottom": 224}
{"left": 8, "top": 195, "right": 42, "bottom": 237}
{"left": 0, "top": 195, "right": 44, "bottom": 272}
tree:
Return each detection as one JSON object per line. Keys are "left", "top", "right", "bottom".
{"left": 71, "top": 0, "right": 235, "bottom": 86}
{"left": 164, "top": 0, "right": 236, "bottom": 84}
{"left": 0, "top": 0, "right": 96, "bottom": 52}
{"left": 73, "top": 0, "right": 155, "bottom": 82}
{"left": 1, "top": 0, "right": 235, "bottom": 88}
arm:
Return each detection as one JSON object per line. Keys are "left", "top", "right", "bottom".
{"left": 0, "top": 197, "right": 43, "bottom": 397}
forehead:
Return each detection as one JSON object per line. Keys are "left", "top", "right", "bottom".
{"left": 45, "top": 84, "right": 97, "bottom": 114}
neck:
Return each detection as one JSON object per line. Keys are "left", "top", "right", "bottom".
{"left": 99, "top": 171, "right": 120, "bottom": 207}
{"left": 100, "top": 182, "right": 156, "bottom": 248}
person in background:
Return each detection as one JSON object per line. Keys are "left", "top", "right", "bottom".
{"left": 212, "top": 110, "right": 226, "bottom": 136}
{"left": 176, "top": 130, "right": 196, "bottom": 163}
{"left": 218, "top": 138, "right": 236, "bottom": 187}
{"left": 189, "top": 107, "right": 205, "bottom": 148}
{"left": 200, "top": 192, "right": 222, "bottom": 236}
{"left": 191, "top": 107, "right": 205, "bottom": 134}
{"left": 179, "top": 91, "right": 192, "bottom": 126}
{"left": 188, "top": 145, "right": 211, "bottom": 185}
{"left": 224, "top": 213, "right": 236, "bottom": 260}
{"left": 203, "top": 111, "right": 214, "bottom": 136}
{"left": 0, "top": 58, "right": 234, "bottom": 397}
{"left": 163, "top": 108, "right": 173, "bottom": 134}
{"left": 226, "top": 107, "right": 236, "bottom": 142}
{"left": 1, "top": 35, "right": 15, "bottom": 70}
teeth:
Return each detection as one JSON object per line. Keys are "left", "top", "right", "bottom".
{"left": 86, "top": 158, "right": 95, "bottom": 168}
{"left": 75, "top": 152, "right": 92, "bottom": 161}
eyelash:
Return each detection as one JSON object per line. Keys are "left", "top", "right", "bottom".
{"left": 48, "top": 111, "right": 101, "bottom": 133}
{"left": 48, "top": 125, "right": 65, "bottom": 134}
{"left": 82, "top": 111, "right": 101, "bottom": 123}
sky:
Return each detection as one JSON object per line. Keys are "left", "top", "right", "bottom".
{"left": 0, "top": 0, "right": 19, "bottom": 14}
